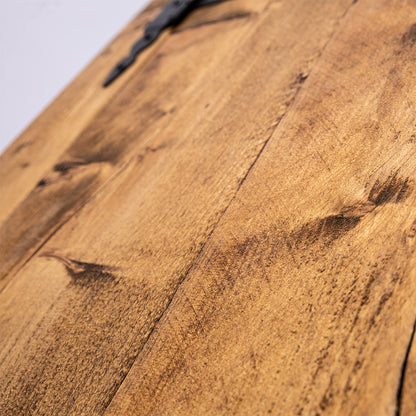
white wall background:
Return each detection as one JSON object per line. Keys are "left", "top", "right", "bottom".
{"left": 0, "top": 0, "right": 150, "bottom": 155}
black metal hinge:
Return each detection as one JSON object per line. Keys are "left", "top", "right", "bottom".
{"left": 103, "top": 0, "right": 226, "bottom": 87}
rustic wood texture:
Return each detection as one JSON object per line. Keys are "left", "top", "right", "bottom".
{"left": 1, "top": 0, "right": 416, "bottom": 415}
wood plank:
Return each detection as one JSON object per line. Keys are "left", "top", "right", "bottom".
{"left": 0, "top": 0, "right": 356, "bottom": 414}
{"left": 0, "top": 0, "right": 267, "bottom": 291}
{"left": 100, "top": 1, "right": 416, "bottom": 415}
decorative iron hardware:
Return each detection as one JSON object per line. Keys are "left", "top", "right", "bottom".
{"left": 103, "top": 0, "right": 226, "bottom": 87}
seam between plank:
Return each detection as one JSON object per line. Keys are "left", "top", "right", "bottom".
{"left": 395, "top": 312, "right": 416, "bottom": 416}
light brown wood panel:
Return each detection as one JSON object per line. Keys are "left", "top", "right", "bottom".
{"left": 0, "top": 1, "right": 168, "bottom": 227}
{"left": 100, "top": 0, "right": 416, "bottom": 415}
{"left": 3, "top": 0, "right": 416, "bottom": 415}
{"left": 0, "top": 0, "right": 266, "bottom": 292}
{"left": 0, "top": 0, "right": 358, "bottom": 414}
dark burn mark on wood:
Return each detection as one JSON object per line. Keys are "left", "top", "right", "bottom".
{"left": 37, "top": 157, "right": 110, "bottom": 188}
{"left": 60, "top": 95, "right": 168, "bottom": 170}
{"left": 396, "top": 23, "right": 416, "bottom": 56}
{"left": 53, "top": 154, "right": 115, "bottom": 174}
{"left": 42, "top": 252, "right": 116, "bottom": 286}
{"left": 65, "top": 260, "right": 116, "bottom": 284}
{"left": 288, "top": 170, "right": 412, "bottom": 251}
{"left": 63, "top": 133, "right": 128, "bottom": 170}
{"left": 209, "top": 208, "right": 365, "bottom": 293}
{"left": 292, "top": 200, "right": 381, "bottom": 248}
{"left": 292, "top": 213, "right": 361, "bottom": 247}
{"left": 53, "top": 160, "right": 90, "bottom": 173}
{"left": 396, "top": 179, "right": 412, "bottom": 202}
{"left": 368, "top": 173, "right": 413, "bottom": 206}
{"left": 401, "top": 23, "right": 416, "bottom": 47}
{"left": 36, "top": 179, "right": 47, "bottom": 188}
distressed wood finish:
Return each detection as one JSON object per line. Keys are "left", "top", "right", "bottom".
{"left": 1, "top": 0, "right": 416, "bottom": 415}
{"left": 0, "top": 2, "right": 164, "bottom": 227}
{"left": 0, "top": 0, "right": 268, "bottom": 291}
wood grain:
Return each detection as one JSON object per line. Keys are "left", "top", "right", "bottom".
{"left": 103, "top": 1, "right": 416, "bottom": 414}
{"left": 0, "top": 0, "right": 267, "bottom": 291}
{"left": 2, "top": 0, "right": 416, "bottom": 415}
{"left": 0, "top": 2, "right": 166, "bottom": 227}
